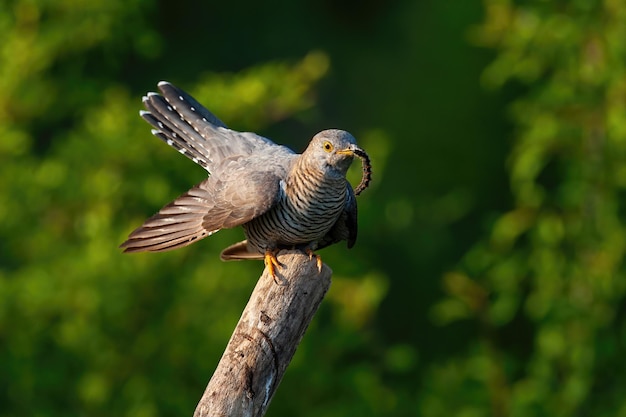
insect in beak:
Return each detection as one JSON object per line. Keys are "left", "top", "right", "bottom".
{"left": 352, "top": 147, "right": 372, "bottom": 196}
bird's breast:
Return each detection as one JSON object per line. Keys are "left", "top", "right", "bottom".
{"left": 243, "top": 167, "right": 346, "bottom": 251}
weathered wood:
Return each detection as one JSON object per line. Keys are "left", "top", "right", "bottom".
{"left": 193, "top": 250, "right": 332, "bottom": 417}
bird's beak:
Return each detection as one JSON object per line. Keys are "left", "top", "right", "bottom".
{"left": 336, "top": 149, "right": 354, "bottom": 156}
{"left": 337, "top": 144, "right": 368, "bottom": 157}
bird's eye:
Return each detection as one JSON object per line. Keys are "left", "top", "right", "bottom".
{"left": 323, "top": 141, "right": 333, "bottom": 152}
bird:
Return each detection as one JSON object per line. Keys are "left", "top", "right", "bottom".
{"left": 120, "top": 81, "right": 371, "bottom": 278}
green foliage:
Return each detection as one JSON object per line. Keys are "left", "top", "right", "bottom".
{"left": 431, "top": 1, "right": 626, "bottom": 416}
{"left": 0, "top": 3, "right": 335, "bottom": 415}
{"left": 2, "top": 0, "right": 626, "bottom": 416}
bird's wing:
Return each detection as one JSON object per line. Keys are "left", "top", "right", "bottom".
{"left": 141, "top": 82, "right": 294, "bottom": 172}
{"left": 316, "top": 182, "right": 358, "bottom": 251}
{"left": 120, "top": 179, "right": 220, "bottom": 253}
{"left": 205, "top": 156, "right": 288, "bottom": 230}
{"left": 120, "top": 157, "right": 287, "bottom": 253}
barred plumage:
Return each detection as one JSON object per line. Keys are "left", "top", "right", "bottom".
{"left": 243, "top": 168, "right": 347, "bottom": 251}
{"left": 120, "top": 81, "right": 371, "bottom": 278}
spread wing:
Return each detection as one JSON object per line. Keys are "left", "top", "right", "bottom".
{"left": 141, "top": 82, "right": 294, "bottom": 173}
{"left": 121, "top": 81, "right": 298, "bottom": 253}
{"left": 120, "top": 158, "right": 286, "bottom": 253}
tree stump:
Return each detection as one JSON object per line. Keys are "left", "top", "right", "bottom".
{"left": 193, "top": 250, "right": 332, "bottom": 417}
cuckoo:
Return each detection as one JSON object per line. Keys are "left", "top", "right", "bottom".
{"left": 120, "top": 82, "right": 371, "bottom": 278}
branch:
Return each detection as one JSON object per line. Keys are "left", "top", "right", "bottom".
{"left": 193, "top": 250, "right": 332, "bottom": 417}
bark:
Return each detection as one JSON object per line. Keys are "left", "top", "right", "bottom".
{"left": 193, "top": 250, "right": 332, "bottom": 417}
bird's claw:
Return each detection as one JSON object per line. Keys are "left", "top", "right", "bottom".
{"left": 306, "top": 249, "right": 323, "bottom": 273}
{"left": 264, "top": 250, "right": 283, "bottom": 283}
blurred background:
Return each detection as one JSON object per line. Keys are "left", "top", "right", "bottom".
{"left": 2, "top": 0, "right": 626, "bottom": 416}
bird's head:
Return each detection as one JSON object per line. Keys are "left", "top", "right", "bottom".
{"left": 305, "top": 129, "right": 362, "bottom": 177}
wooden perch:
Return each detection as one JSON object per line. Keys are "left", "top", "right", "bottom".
{"left": 193, "top": 250, "right": 332, "bottom": 417}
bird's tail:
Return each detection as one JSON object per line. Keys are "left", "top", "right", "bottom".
{"left": 219, "top": 240, "right": 264, "bottom": 261}
{"left": 140, "top": 81, "right": 228, "bottom": 171}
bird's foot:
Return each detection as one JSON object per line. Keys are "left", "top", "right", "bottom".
{"left": 264, "top": 249, "right": 283, "bottom": 282}
{"left": 305, "top": 248, "right": 323, "bottom": 273}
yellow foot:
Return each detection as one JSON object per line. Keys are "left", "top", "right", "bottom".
{"left": 264, "top": 250, "right": 282, "bottom": 282}
{"left": 305, "top": 249, "right": 323, "bottom": 273}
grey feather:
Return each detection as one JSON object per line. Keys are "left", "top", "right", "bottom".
{"left": 121, "top": 82, "right": 370, "bottom": 262}
{"left": 146, "top": 81, "right": 294, "bottom": 173}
